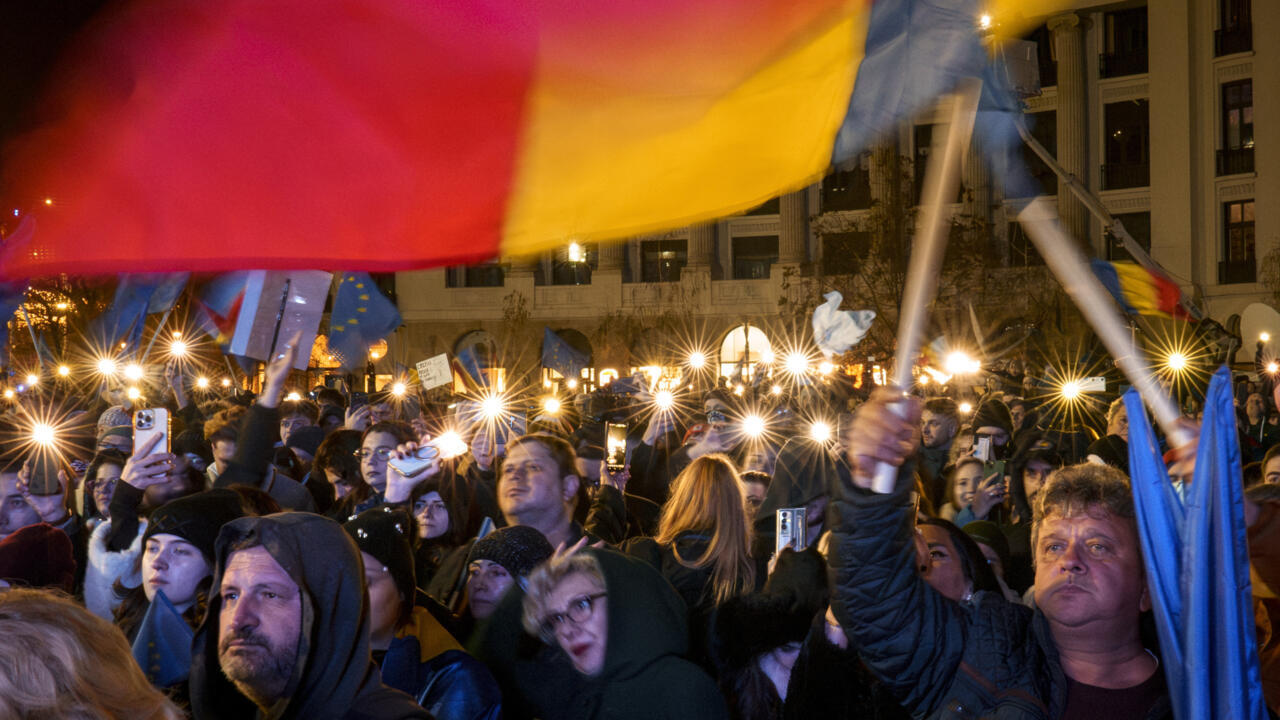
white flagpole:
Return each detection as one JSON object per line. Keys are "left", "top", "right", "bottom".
{"left": 1017, "top": 197, "right": 1191, "bottom": 446}
{"left": 872, "top": 78, "right": 983, "bottom": 494}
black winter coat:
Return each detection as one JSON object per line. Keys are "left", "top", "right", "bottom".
{"left": 827, "top": 467, "right": 1172, "bottom": 720}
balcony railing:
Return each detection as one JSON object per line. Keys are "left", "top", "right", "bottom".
{"left": 1216, "top": 147, "right": 1255, "bottom": 176}
{"left": 1099, "top": 50, "right": 1148, "bottom": 78}
{"left": 1218, "top": 259, "right": 1256, "bottom": 285}
{"left": 1215, "top": 24, "right": 1252, "bottom": 56}
{"left": 1101, "top": 162, "right": 1150, "bottom": 190}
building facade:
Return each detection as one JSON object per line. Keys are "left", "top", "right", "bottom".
{"left": 376, "top": 0, "right": 1273, "bottom": 385}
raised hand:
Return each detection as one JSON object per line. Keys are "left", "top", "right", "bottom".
{"left": 843, "top": 388, "right": 921, "bottom": 489}
{"left": 121, "top": 433, "right": 175, "bottom": 489}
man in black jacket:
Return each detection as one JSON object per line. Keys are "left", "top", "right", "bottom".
{"left": 831, "top": 389, "right": 1170, "bottom": 719}
{"left": 189, "top": 512, "right": 428, "bottom": 720}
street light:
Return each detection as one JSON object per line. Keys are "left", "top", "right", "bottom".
{"left": 687, "top": 351, "right": 707, "bottom": 369}
{"left": 1262, "top": 331, "right": 1272, "bottom": 343}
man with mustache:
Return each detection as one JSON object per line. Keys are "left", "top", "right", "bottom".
{"left": 188, "top": 512, "right": 427, "bottom": 720}
{"left": 831, "top": 390, "right": 1174, "bottom": 719}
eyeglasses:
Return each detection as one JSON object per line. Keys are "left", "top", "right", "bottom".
{"left": 355, "top": 447, "right": 393, "bottom": 461}
{"left": 414, "top": 500, "right": 447, "bottom": 515}
{"left": 538, "top": 592, "right": 606, "bottom": 642}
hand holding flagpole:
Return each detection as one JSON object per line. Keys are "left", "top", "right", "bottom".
{"left": 871, "top": 79, "right": 982, "bottom": 493}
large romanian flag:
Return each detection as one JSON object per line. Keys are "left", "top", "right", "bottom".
{"left": 0, "top": 0, "right": 1056, "bottom": 278}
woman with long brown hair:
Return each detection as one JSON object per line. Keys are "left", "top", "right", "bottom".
{"left": 624, "top": 453, "right": 756, "bottom": 663}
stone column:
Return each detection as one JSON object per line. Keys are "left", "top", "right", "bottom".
{"left": 597, "top": 240, "right": 625, "bottom": 271}
{"left": 778, "top": 189, "right": 808, "bottom": 265}
{"left": 962, "top": 134, "right": 992, "bottom": 223}
{"left": 1049, "top": 12, "right": 1090, "bottom": 244}
{"left": 687, "top": 224, "right": 716, "bottom": 267}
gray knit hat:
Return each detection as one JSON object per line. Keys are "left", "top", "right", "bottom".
{"left": 466, "top": 525, "right": 554, "bottom": 579}
{"left": 97, "top": 405, "right": 131, "bottom": 435}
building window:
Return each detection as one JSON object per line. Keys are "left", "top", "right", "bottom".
{"left": 1102, "top": 100, "right": 1150, "bottom": 190}
{"left": 1019, "top": 110, "right": 1057, "bottom": 197}
{"left": 445, "top": 264, "right": 505, "bottom": 288}
{"left": 821, "top": 232, "right": 872, "bottom": 276}
{"left": 913, "top": 124, "right": 965, "bottom": 206}
{"left": 1100, "top": 8, "right": 1148, "bottom": 78}
{"left": 1024, "top": 24, "right": 1057, "bottom": 87}
{"left": 743, "top": 197, "right": 780, "bottom": 216}
{"left": 821, "top": 163, "right": 872, "bottom": 212}
{"left": 548, "top": 243, "right": 596, "bottom": 285}
{"left": 1215, "top": 0, "right": 1252, "bottom": 56}
{"left": 732, "top": 236, "right": 778, "bottom": 279}
{"left": 1105, "top": 212, "right": 1152, "bottom": 262}
{"left": 1218, "top": 79, "right": 1254, "bottom": 176}
{"left": 1219, "top": 200, "right": 1255, "bottom": 284}
{"left": 640, "top": 240, "right": 687, "bottom": 282}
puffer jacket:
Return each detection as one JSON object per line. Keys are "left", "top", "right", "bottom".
{"left": 827, "top": 465, "right": 1172, "bottom": 720}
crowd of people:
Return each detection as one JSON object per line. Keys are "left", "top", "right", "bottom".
{"left": 1, "top": 341, "right": 1278, "bottom": 720}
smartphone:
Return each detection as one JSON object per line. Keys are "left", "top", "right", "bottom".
{"left": 973, "top": 436, "right": 992, "bottom": 463}
{"left": 776, "top": 507, "right": 807, "bottom": 554}
{"left": 388, "top": 440, "right": 443, "bottom": 479}
{"left": 133, "top": 408, "right": 171, "bottom": 455}
{"left": 983, "top": 460, "right": 1006, "bottom": 480}
{"left": 28, "top": 453, "right": 62, "bottom": 495}
{"left": 605, "top": 422, "right": 628, "bottom": 471}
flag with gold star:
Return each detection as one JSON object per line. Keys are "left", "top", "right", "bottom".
{"left": 327, "top": 272, "right": 401, "bottom": 371}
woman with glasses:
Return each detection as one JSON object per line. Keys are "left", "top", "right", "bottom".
{"left": 509, "top": 548, "right": 728, "bottom": 719}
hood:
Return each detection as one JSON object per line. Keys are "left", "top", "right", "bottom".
{"left": 189, "top": 512, "right": 380, "bottom": 720}
{"left": 756, "top": 437, "right": 846, "bottom": 520}
{"left": 591, "top": 547, "right": 689, "bottom": 683}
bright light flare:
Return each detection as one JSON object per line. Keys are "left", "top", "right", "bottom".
{"left": 809, "top": 421, "right": 832, "bottom": 443}
{"left": 1165, "top": 352, "right": 1188, "bottom": 372}
{"left": 1262, "top": 332, "right": 1272, "bottom": 343}
{"left": 653, "top": 390, "right": 674, "bottom": 412}
{"left": 2, "top": 389, "right": 13, "bottom": 400}
{"left": 978, "top": 13, "right": 992, "bottom": 30}
{"left": 742, "top": 414, "right": 766, "bottom": 438}
{"left": 284, "top": 391, "right": 302, "bottom": 402}
{"left": 436, "top": 430, "right": 468, "bottom": 459}
{"left": 391, "top": 382, "right": 407, "bottom": 397}
{"left": 169, "top": 340, "right": 188, "bottom": 357}
{"left": 1060, "top": 380, "right": 1082, "bottom": 400}
{"left": 1268, "top": 362, "right": 1279, "bottom": 375}
{"left": 196, "top": 377, "right": 210, "bottom": 389}
{"left": 97, "top": 358, "right": 118, "bottom": 376}
{"left": 818, "top": 361, "right": 835, "bottom": 375}
{"left": 57, "top": 365, "right": 70, "bottom": 377}
{"left": 567, "top": 242, "right": 585, "bottom": 263}
{"left": 481, "top": 393, "right": 506, "bottom": 419}
{"left": 687, "top": 351, "right": 707, "bottom": 369}
{"left": 31, "top": 423, "right": 56, "bottom": 447}
{"left": 123, "top": 363, "right": 144, "bottom": 381}
{"left": 771, "top": 384, "right": 782, "bottom": 395}
{"left": 943, "top": 351, "right": 981, "bottom": 376}
{"left": 126, "top": 387, "right": 141, "bottom": 400}
{"left": 25, "top": 374, "right": 38, "bottom": 386}
{"left": 958, "top": 401, "right": 973, "bottom": 414}
{"left": 566, "top": 379, "right": 579, "bottom": 390}
{"left": 784, "top": 352, "right": 809, "bottom": 376}
{"left": 220, "top": 377, "right": 232, "bottom": 387}
{"left": 542, "top": 397, "right": 562, "bottom": 415}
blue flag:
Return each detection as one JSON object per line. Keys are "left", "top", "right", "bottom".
{"left": 92, "top": 273, "right": 188, "bottom": 354}
{"left": 541, "top": 327, "right": 588, "bottom": 380}
{"left": 452, "top": 345, "right": 487, "bottom": 390}
{"left": 1126, "top": 368, "right": 1267, "bottom": 720}
{"left": 192, "top": 272, "right": 249, "bottom": 348}
{"left": 328, "top": 272, "right": 401, "bottom": 371}
{"left": 130, "top": 589, "right": 194, "bottom": 688}
{"left": 831, "top": 0, "right": 986, "bottom": 165}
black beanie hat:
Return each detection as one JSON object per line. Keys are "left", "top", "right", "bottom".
{"left": 466, "top": 525, "right": 554, "bottom": 579}
{"left": 972, "top": 398, "right": 1014, "bottom": 437}
{"left": 286, "top": 425, "right": 325, "bottom": 457}
{"left": 709, "top": 592, "right": 814, "bottom": 674}
{"left": 343, "top": 507, "right": 416, "bottom": 605}
{"left": 962, "top": 520, "right": 1012, "bottom": 573}
{"left": 143, "top": 489, "right": 246, "bottom": 563}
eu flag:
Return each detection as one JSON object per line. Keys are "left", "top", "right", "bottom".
{"left": 1126, "top": 368, "right": 1268, "bottom": 720}
{"left": 328, "top": 272, "right": 401, "bottom": 371}
{"left": 91, "top": 273, "right": 188, "bottom": 354}
{"left": 541, "top": 327, "right": 588, "bottom": 380}
{"left": 130, "top": 589, "right": 194, "bottom": 688}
